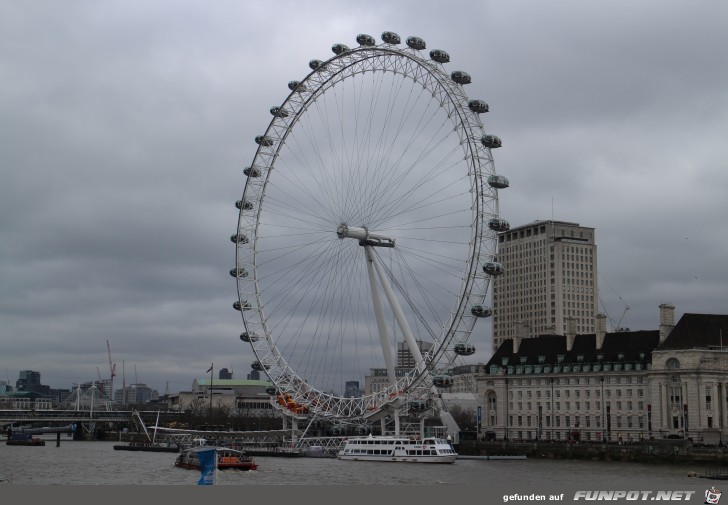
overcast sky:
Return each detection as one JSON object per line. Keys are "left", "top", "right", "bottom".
{"left": 1, "top": 0, "right": 726, "bottom": 396}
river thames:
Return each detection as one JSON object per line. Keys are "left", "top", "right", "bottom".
{"left": 1, "top": 438, "right": 721, "bottom": 504}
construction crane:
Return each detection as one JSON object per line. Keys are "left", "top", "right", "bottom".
{"left": 107, "top": 340, "right": 116, "bottom": 403}
{"left": 614, "top": 304, "right": 631, "bottom": 332}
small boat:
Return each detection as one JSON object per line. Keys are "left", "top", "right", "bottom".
{"left": 6, "top": 433, "right": 45, "bottom": 446}
{"left": 337, "top": 434, "right": 457, "bottom": 463}
{"left": 175, "top": 447, "right": 258, "bottom": 471}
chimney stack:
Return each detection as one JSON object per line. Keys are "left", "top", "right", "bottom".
{"left": 565, "top": 316, "right": 577, "bottom": 351}
{"left": 596, "top": 313, "right": 607, "bottom": 350}
{"left": 512, "top": 320, "right": 531, "bottom": 353}
{"left": 659, "top": 303, "right": 675, "bottom": 344}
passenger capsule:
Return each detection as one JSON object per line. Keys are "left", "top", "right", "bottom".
{"left": 229, "top": 267, "right": 248, "bottom": 278}
{"left": 487, "top": 174, "right": 510, "bottom": 189}
{"left": 243, "top": 167, "right": 260, "bottom": 177}
{"left": 432, "top": 374, "right": 453, "bottom": 388}
{"left": 481, "top": 134, "right": 502, "bottom": 149}
{"left": 255, "top": 135, "right": 274, "bottom": 147}
{"left": 410, "top": 400, "right": 429, "bottom": 411}
{"left": 488, "top": 218, "right": 510, "bottom": 232}
{"left": 251, "top": 360, "right": 268, "bottom": 371}
{"left": 288, "top": 80, "right": 307, "bottom": 92}
{"left": 233, "top": 300, "right": 251, "bottom": 311}
{"left": 454, "top": 343, "right": 476, "bottom": 356}
{"left": 235, "top": 200, "right": 254, "bottom": 210}
{"left": 309, "top": 59, "right": 324, "bottom": 70}
{"left": 451, "top": 70, "right": 471, "bottom": 85}
{"left": 468, "top": 99, "right": 489, "bottom": 114}
{"left": 429, "top": 49, "right": 450, "bottom": 63}
{"left": 471, "top": 305, "right": 493, "bottom": 318}
{"left": 270, "top": 106, "right": 288, "bottom": 118}
{"left": 483, "top": 262, "right": 505, "bottom": 276}
{"left": 265, "top": 386, "right": 277, "bottom": 395}
{"left": 356, "top": 34, "right": 376, "bottom": 46}
{"left": 240, "top": 331, "right": 259, "bottom": 343}
{"left": 381, "top": 31, "right": 401, "bottom": 45}
{"left": 230, "top": 233, "right": 249, "bottom": 244}
{"left": 332, "top": 43, "right": 350, "bottom": 55}
{"left": 406, "top": 36, "right": 426, "bottom": 50}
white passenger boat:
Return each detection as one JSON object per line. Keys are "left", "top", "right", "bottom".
{"left": 337, "top": 434, "right": 457, "bottom": 463}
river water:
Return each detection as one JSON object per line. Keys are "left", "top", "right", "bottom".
{"left": 0, "top": 437, "right": 721, "bottom": 504}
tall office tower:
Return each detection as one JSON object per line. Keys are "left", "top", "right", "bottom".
{"left": 492, "top": 220, "right": 599, "bottom": 350}
{"left": 396, "top": 340, "right": 434, "bottom": 368}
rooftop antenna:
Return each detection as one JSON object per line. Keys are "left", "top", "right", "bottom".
{"left": 551, "top": 196, "right": 554, "bottom": 223}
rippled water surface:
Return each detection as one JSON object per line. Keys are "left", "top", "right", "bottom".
{"left": 0, "top": 438, "right": 712, "bottom": 490}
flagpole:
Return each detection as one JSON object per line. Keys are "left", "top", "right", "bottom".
{"left": 208, "top": 362, "right": 214, "bottom": 423}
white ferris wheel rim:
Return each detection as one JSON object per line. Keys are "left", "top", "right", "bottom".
{"left": 233, "top": 33, "right": 504, "bottom": 421}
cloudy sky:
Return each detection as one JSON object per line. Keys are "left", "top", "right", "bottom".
{"left": 1, "top": 0, "right": 726, "bottom": 396}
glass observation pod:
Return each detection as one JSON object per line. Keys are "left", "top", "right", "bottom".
{"left": 433, "top": 374, "right": 454, "bottom": 388}
{"left": 471, "top": 305, "right": 493, "bottom": 318}
{"left": 265, "top": 386, "right": 277, "bottom": 395}
{"left": 288, "top": 80, "right": 307, "bottom": 92}
{"left": 468, "top": 99, "right": 489, "bottom": 114}
{"left": 381, "top": 31, "right": 401, "bottom": 44}
{"left": 481, "top": 134, "right": 502, "bottom": 149}
{"left": 454, "top": 343, "right": 476, "bottom": 356}
{"left": 235, "top": 200, "right": 254, "bottom": 210}
{"left": 243, "top": 167, "right": 260, "bottom": 177}
{"left": 429, "top": 49, "right": 450, "bottom": 63}
{"left": 488, "top": 218, "right": 510, "bottom": 232}
{"left": 230, "top": 267, "right": 248, "bottom": 278}
{"left": 356, "top": 33, "right": 376, "bottom": 46}
{"left": 240, "top": 331, "right": 259, "bottom": 343}
{"left": 410, "top": 400, "right": 430, "bottom": 411}
{"left": 233, "top": 300, "right": 251, "bottom": 311}
{"left": 483, "top": 261, "right": 505, "bottom": 276}
{"left": 309, "top": 59, "right": 325, "bottom": 70}
{"left": 255, "top": 135, "right": 274, "bottom": 147}
{"left": 230, "top": 233, "right": 248, "bottom": 244}
{"left": 269, "top": 106, "right": 288, "bottom": 118}
{"left": 332, "top": 43, "right": 350, "bottom": 55}
{"left": 251, "top": 361, "right": 269, "bottom": 371}
{"left": 487, "top": 174, "right": 510, "bottom": 189}
{"left": 355, "top": 426, "right": 369, "bottom": 435}
{"left": 406, "top": 36, "right": 426, "bottom": 50}
{"left": 451, "top": 70, "right": 472, "bottom": 85}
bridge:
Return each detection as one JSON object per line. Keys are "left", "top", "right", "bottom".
{"left": 0, "top": 409, "right": 346, "bottom": 451}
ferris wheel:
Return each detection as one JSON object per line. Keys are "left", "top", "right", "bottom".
{"left": 232, "top": 31, "right": 509, "bottom": 421}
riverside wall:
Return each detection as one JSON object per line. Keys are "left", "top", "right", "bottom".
{"left": 457, "top": 439, "right": 728, "bottom": 466}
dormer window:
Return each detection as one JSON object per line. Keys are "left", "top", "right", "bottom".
{"left": 520, "top": 356, "right": 527, "bottom": 364}
{"left": 577, "top": 355, "right": 584, "bottom": 363}
{"left": 617, "top": 353, "right": 625, "bottom": 361}
{"left": 501, "top": 357, "right": 509, "bottom": 366}
{"left": 538, "top": 355, "right": 545, "bottom": 364}
{"left": 596, "top": 354, "right": 604, "bottom": 362}
{"left": 557, "top": 355, "right": 565, "bottom": 364}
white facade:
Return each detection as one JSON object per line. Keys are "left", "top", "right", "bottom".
{"left": 475, "top": 306, "right": 728, "bottom": 444}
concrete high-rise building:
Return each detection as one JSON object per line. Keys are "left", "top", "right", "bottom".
{"left": 492, "top": 220, "right": 598, "bottom": 350}
{"left": 397, "top": 340, "right": 433, "bottom": 368}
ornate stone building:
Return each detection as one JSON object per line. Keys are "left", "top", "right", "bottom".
{"left": 473, "top": 304, "right": 728, "bottom": 444}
